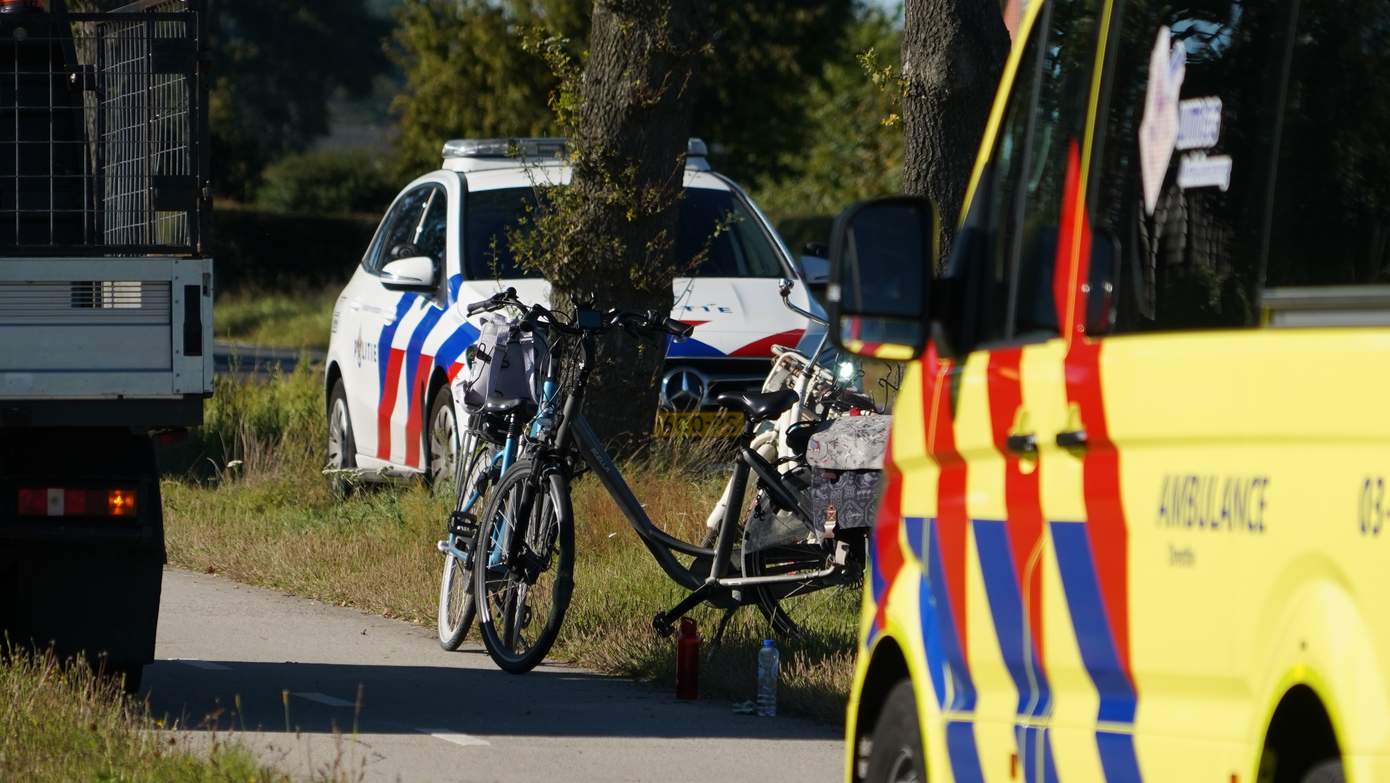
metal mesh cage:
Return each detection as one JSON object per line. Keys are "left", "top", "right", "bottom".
{"left": 0, "top": 0, "right": 207, "bottom": 255}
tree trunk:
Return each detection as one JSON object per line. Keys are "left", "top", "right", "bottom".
{"left": 562, "top": 0, "right": 709, "bottom": 452}
{"left": 901, "top": 0, "right": 1010, "bottom": 269}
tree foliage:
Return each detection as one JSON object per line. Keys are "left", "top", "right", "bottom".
{"left": 387, "top": 0, "right": 853, "bottom": 186}
{"left": 253, "top": 149, "right": 396, "bottom": 216}
{"left": 386, "top": 0, "right": 584, "bottom": 180}
{"left": 753, "top": 6, "right": 905, "bottom": 221}
{"left": 208, "top": 0, "right": 389, "bottom": 201}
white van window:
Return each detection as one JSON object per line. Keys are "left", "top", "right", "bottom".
{"left": 366, "top": 185, "right": 437, "bottom": 273}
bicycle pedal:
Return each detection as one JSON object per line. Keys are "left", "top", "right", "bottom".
{"left": 651, "top": 612, "right": 675, "bottom": 637}
{"left": 448, "top": 511, "right": 479, "bottom": 542}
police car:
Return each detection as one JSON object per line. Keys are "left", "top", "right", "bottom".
{"left": 324, "top": 138, "right": 813, "bottom": 486}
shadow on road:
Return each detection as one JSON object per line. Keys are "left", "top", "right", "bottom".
{"left": 142, "top": 656, "right": 838, "bottom": 741}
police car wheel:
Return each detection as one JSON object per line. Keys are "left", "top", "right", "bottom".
{"left": 327, "top": 380, "right": 356, "bottom": 498}
{"left": 865, "top": 680, "right": 924, "bottom": 783}
{"left": 426, "top": 388, "right": 458, "bottom": 493}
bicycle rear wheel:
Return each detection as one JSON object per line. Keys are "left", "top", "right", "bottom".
{"left": 743, "top": 486, "right": 865, "bottom": 640}
{"left": 438, "top": 437, "right": 496, "bottom": 650}
{"left": 473, "top": 459, "right": 574, "bottom": 673}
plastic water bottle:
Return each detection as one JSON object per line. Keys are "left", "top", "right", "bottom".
{"left": 756, "top": 639, "right": 779, "bottom": 717}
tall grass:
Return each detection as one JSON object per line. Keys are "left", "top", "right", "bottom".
{"left": 162, "top": 368, "right": 857, "bottom": 723}
{"left": 215, "top": 288, "right": 338, "bottom": 351}
{"left": 0, "top": 651, "right": 281, "bottom": 782}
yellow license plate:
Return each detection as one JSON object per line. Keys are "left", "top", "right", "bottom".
{"left": 653, "top": 411, "right": 743, "bottom": 438}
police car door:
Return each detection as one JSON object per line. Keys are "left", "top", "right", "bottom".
{"left": 344, "top": 183, "right": 440, "bottom": 469}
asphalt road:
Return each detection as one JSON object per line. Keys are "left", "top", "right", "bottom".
{"left": 214, "top": 342, "right": 326, "bottom": 378}
{"left": 143, "top": 569, "right": 842, "bottom": 783}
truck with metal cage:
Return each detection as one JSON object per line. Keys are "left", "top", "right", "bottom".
{"left": 0, "top": 0, "right": 211, "bottom": 691}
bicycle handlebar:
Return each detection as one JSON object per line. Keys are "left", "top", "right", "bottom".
{"left": 466, "top": 289, "right": 691, "bottom": 341}
{"left": 613, "top": 310, "right": 693, "bottom": 340}
{"left": 465, "top": 287, "right": 518, "bottom": 316}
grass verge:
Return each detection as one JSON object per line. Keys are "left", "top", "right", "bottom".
{"left": 0, "top": 651, "right": 281, "bottom": 782}
{"left": 215, "top": 288, "right": 337, "bottom": 351}
{"left": 162, "top": 366, "right": 858, "bottom": 724}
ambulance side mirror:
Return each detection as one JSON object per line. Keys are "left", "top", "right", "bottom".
{"left": 827, "top": 197, "right": 935, "bottom": 360}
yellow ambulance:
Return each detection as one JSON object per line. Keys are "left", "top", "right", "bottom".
{"left": 826, "top": 0, "right": 1390, "bottom": 781}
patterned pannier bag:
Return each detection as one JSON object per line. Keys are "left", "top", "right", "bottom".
{"left": 743, "top": 414, "right": 891, "bottom": 553}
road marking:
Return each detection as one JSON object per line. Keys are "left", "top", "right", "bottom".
{"left": 417, "top": 729, "right": 490, "bottom": 747}
{"left": 293, "top": 692, "right": 357, "bottom": 708}
{"left": 170, "top": 659, "right": 230, "bottom": 671}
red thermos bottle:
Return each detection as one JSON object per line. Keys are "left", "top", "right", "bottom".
{"left": 676, "top": 617, "right": 700, "bottom": 700}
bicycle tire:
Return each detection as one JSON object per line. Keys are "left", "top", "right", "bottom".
{"left": 437, "top": 439, "right": 496, "bottom": 650}
{"left": 742, "top": 488, "right": 866, "bottom": 640}
{"left": 472, "top": 459, "right": 574, "bottom": 673}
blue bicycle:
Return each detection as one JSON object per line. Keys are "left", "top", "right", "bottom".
{"left": 436, "top": 292, "right": 555, "bottom": 650}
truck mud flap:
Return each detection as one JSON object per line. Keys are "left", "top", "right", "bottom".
{"left": 0, "top": 546, "right": 162, "bottom": 668}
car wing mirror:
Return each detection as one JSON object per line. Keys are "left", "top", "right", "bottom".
{"left": 380, "top": 256, "right": 438, "bottom": 292}
{"left": 797, "top": 255, "right": 831, "bottom": 285}
{"left": 827, "top": 196, "right": 936, "bottom": 360}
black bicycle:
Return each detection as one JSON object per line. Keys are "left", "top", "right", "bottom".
{"left": 466, "top": 289, "right": 868, "bottom": 673}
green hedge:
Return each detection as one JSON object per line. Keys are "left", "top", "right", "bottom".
{"left": 211, "top": 206, "right": 378, "bottom": 293}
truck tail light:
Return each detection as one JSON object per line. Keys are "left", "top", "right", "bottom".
{"left": 107, "top": 489, "right": 136, "bottom": 517}
{"left": 17, "top": 487, "right": 137, "bottom": 518}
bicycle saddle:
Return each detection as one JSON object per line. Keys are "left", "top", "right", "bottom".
{"left": 482, "top": 396, "right": 538, "bottom": 418}
{"left": 714, "top": 388, "right": 798, "bottom": 422}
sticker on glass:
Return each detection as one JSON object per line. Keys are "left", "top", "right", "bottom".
{"left": 1138, "top": 26, "right": 1186, "bottom": 216}
{"left": 1177, "top": 153, "right": 1232, "bottom": 192}
{"left": 1177, "top": 96, "right": 1222, "bottom": 150}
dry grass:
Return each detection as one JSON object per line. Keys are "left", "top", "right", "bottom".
{"left": 0, "top": 650, "right": 282, "bottom": 782}
{"left": 162, "top": 366, "right": 857, "bottom": 724}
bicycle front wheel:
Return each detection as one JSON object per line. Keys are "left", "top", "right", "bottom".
{"left": 472, "top": 459, "right": 574, "bottom": 673}
{"left": 437, "top": 437, "right": 496, "bottom": 650}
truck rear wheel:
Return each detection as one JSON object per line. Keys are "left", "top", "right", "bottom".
{"left": 865, "top": 679, "right": 925, "bottom": 783}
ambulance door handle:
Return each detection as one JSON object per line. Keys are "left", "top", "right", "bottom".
{"left": 1005, "top": 433, "right": 1037, "bottom": 455}
{"left": 1055, "top": 429, "right": 1089, "bottom": 449}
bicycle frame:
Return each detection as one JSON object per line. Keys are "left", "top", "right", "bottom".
{"left": 439, "top": 411, "right": 527, "bottom": 564}
{"left": 479, "top": 304, "right": 847, "bottom": 635}
{"left": 569, "top": 415, "right": 837, "bottom": 583}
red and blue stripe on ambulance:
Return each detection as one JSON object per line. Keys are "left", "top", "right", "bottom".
{"left": 1053, "top": 141, "right": 1141, "bottom": 782}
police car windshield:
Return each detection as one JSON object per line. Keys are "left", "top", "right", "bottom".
{"left": 464, "top": 186, "right": 785, "bottom": 280}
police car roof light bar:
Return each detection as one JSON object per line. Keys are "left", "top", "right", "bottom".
{"left": 442, "top": 137, "right": 708, "bottom": 162}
